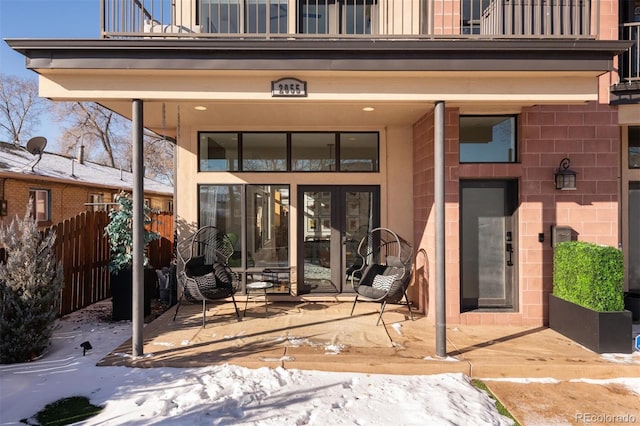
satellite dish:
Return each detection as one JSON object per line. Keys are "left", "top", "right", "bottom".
{"left": 26, "top": 136, "right": 47, "bottom": 156}
{"left": 26, "top": 136, "right": 47, "bottom": 171}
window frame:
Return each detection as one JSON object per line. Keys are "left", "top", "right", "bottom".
{"left": 198, "top": 183, "right": 291, "bottom": 289}
{"left": 29, "top": 188, "right": 51, "bottom": 223}
{"left": 89, "top": 193, "right": 105, "bottom": 212}
{"left": 197, "top": 131, "right": 379, "bottom": 173}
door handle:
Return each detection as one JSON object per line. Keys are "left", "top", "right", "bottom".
{"left": 506, "top": 243, "right": 513, "bottom": 266}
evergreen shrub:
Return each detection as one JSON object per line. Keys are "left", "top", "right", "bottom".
{"left": 0, "top": 201, "right": 63, "bottom": 363}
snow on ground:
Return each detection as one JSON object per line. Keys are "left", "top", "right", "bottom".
{"left": 0, "top": 302, "right": 638, "bottom": 426}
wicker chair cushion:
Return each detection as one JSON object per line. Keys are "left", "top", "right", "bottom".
{"left": 193, "top": 270, "right": 234, "bottom": 300}
{"left": 356, "top": 284, "right": 387, "bottom": 299}
{"left": 213, "top": 262, "right": 233, "bottom": 289}
{"left": 372, "top": 274, "right": 399, "bottom": 291}
{"left": 185, "top": 255, "right": 205, "bottom": 268}
{"left": 187, "top": 264, "right": 213, "bottom": 277}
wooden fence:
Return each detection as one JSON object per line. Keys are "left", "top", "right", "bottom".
{"left": 49, "top": 210, "right": 174, "bottom": 316}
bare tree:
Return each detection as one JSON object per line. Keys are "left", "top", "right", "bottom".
{"left": 0, "top": 73, "right": 49, "bottom": 145}
{"left": 55, "top": 101, "right": 174, "bottom": 184}
{"left": 55, "top": 102, "right": 125, "bottom": 168}
{"left": 143, "top": 131, "right": 175, "bottom": 186}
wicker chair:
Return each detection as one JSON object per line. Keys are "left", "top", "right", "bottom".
{"left": 173, "top": 226, "right": 241, "bottom": 327}
{"left": 350, "top": 227, "right": 415, "bottom": 325}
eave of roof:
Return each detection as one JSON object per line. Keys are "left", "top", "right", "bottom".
{"left": 4, "top": 38, "right": 631, "bottom": 73}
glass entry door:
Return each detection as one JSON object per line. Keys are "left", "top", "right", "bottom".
{"left": 460, "top": 180, "right": 518, "bottom": 310}
{"left": 298, "top": 185, "right": 379, "bottom": 294}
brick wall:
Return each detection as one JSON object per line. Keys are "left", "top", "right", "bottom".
{"left": 0, "top": 177, "right": 172, "bottom": 228}
{"left": 413, "top": 102, "right": 620, "bottom": 326}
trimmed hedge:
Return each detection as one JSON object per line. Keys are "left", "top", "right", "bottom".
{"left": 553, "top": 241, "right": 624, "bottom": 312}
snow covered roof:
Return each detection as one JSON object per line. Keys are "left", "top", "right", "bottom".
{"left": 0, "top": 141, "right": 173, "bottom": 196}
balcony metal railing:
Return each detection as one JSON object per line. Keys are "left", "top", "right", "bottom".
{"left": 100, "top": 0, "right": 599, "bottom": 39}
{"left": 621, "top": 22, "right": 640, "bottom": 82}
{"left": 481, "top": 0, "right": 591, "bottom": 36}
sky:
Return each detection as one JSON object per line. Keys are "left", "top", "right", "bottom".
{"left": 0, "top": 300, "right": 519, "bottom": 426}
{"left": 0, "top": 0, "right": 99, "bottom": 149}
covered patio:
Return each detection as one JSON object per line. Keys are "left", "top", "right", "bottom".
{"left": 97, "top": 300, "right": 638, "bottom": 381}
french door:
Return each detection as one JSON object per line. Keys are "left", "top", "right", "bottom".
{"left": 460, "top": 180, "right": 518, "bottom": 311}
{"left": 298, "top": 185, "right": 379, "bottom": 294}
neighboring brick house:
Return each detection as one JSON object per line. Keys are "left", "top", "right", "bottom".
{"left": 0, "top": 141, "right": 173, "bottom": 227}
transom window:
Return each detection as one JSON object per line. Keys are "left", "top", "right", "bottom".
{"left": 459, "top": 115, "right": 517, "bottom": 163}
{"left": 199, "top": 131, "right": 379, "bottom": 172}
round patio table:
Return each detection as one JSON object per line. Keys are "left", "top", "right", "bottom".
{"left": 244, "top": 281, "right": 274, "bottom": 318}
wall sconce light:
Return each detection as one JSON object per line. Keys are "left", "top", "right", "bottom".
{"left": 554, "top": 158, "right": 577, "bottom": 190}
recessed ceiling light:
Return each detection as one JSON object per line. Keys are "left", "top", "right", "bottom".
{"left": 362, "top": 107, "right": 375, "bottom": 112}
{"left": 194, "top": 106, "right": 207, "bottom": 111}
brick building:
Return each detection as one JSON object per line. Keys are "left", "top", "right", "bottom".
{"left": 5, "top": 0, "right": 637, "bottom": 328}
{"left": 0, "top": 141, "right": 173, "bottom": 227}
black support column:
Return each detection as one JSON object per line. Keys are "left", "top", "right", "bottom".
{"left": 132, "top": 99, "right": 144, "bottom": 357}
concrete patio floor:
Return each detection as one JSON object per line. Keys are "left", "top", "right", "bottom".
{"left": 97, "top": 300, "right": 640, "bottom": 425}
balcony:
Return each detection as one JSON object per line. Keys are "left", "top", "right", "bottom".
{"left": 611, "top": 22, "right": 640, "bottom": 102}
{"left": 101, "top": 0, "right": 599, "bottom": 39}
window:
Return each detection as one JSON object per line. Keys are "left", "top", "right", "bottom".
{"left": 242, "top": 133, "right": 287, "bottom": 171}
{"left": 199, "top": 185, "right": 243, "bottom": 241}
{"left": 199, "top": 133, "right": 239, "bottom": 171}
{"left": 461, "top": 0, "right": 492, "bottom": 35}
{"left": 89, "top": 193, "right": 105, "bottom": 212}
{"left": 199, "top": 184, "right": 290, "bottom": 269}
{"left": 339, "top": 132, "right": 378, "bottom": 171}
{"left": 199, "top": 0, "right": 288, "bottom": 34}
{"left": 198, "top": 131, "right": 379, "bottom": 172}
{"left": 29, "top": 189, "right": 50, "bottom": 222}
{"left": 291, "top": 133, "right": 337, "bottom": 171}
{"left": 247, "top": 185, "right": 289, "bottom": 267}
{"left": 167, "top": 200, "right": 174, "bottom": 213}
{"left": 459, "top": 116, "right": 517, "bottom": 163}
{"left": 629, "top": 126, "right": 640, "bottom": 169}
{"left": 299, "top": 0, "right": 376, "bottom": 35}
